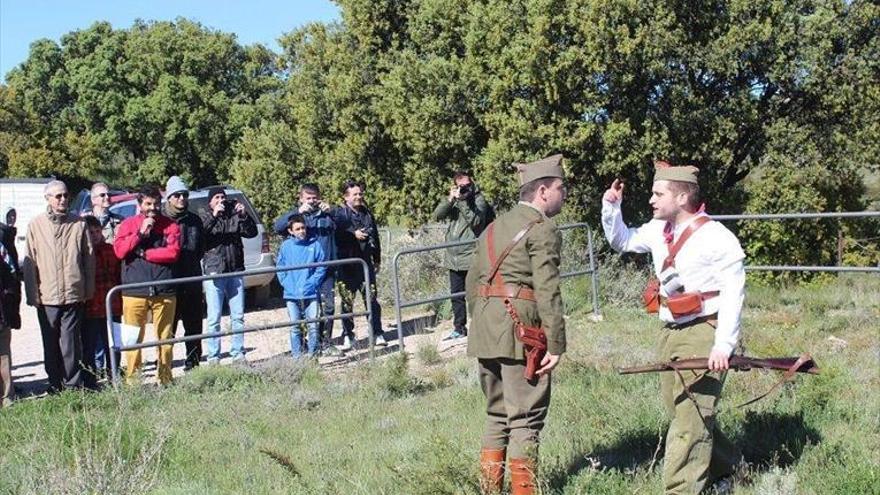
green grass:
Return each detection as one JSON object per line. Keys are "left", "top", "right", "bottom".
{"left": 1, "top": 276, "right": 878, "bottom": 494}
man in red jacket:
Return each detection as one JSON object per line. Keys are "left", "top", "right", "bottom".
{"left": 113, "top": 185, "right": 181, "bottom": 385}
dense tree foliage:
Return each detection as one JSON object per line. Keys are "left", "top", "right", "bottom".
{"left": 1, "top": 1, "right": 877, "bottom": 270}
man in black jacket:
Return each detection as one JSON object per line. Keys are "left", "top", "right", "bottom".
{"left": 332, "top": 180, "right": 385, "bottom": 351}
{"left": 200, "top": 187, "right": 257, "bottom": 364}
{"left": 163, "top": 176, "right": 205, "bottom": 370}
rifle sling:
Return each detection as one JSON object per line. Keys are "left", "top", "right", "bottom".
{"left": 735, "top": 353, "right": 813, "bottom": 408}
{"left": 672, "top": 353, "right": 814, "bottom": 419}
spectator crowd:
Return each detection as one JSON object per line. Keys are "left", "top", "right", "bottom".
{"left": 0, "top": 171, "right": 491, "bottom": 406}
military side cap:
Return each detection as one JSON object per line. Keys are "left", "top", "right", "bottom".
{"left": 516, "top": 154, "right": 565, "bottom": 186}
{"left": 653, "top": 160, "right": 699, "bottom": 184}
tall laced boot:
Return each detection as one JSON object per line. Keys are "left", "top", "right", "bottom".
{"left": 479, "top": 448, "right": 506, "bottom": 494}
{"left": 509, "top": 457, "right": 537, "bottom": 495}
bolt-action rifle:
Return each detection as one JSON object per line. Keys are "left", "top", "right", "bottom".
{"left": 618, "top": 353, "right": 819, "bottom": 408}
{"left": 617, "top": 354, "right": 819, "bottom": 375}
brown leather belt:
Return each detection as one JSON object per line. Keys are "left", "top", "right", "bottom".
{"left": 658, "top": 290, "right": 720, "bottom": 305}
{"left": 479, "top": 284, "right": 537, "bottom": 302}
{"left": 664, "top": 313, "right": 718, "bottom": 329}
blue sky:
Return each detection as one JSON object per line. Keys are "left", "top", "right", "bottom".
{"left": 0, "top": 0, "right": 340, "bottom": 81}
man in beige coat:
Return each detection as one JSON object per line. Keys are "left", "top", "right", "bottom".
{"left": 466, "top": 155, "right": 567, "bottom": 495}
{"left": 23, "top": 180, "right": 95, "bottom": 391}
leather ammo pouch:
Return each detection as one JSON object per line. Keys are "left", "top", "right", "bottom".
{"left": 642, "top": 278, "right": 661, "bottom": 314}
{"left": 665, "top": 292, "right": 703, "bottom": 318}
{"left": 483, "top": 221, "right": 548, "bottom": 381}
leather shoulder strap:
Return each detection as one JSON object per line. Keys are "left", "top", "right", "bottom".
{"left": 663, "top": 216, "right": 711, "bottom": 270}
{"left": 486, "top": 219, "right": 542, "bottom": 285}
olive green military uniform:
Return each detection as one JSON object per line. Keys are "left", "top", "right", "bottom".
{"left": 466, "top": 201, "right": 566, "bottom": 459}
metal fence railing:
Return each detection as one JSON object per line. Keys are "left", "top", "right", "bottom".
{"left": 105, "top": 257, "right": 374, "bottom": 385}
{"left": 390, "top": 223, "right": 601, "bottom": 351}
{"left": 712, "top": 211, "right": 880, "bottom": 273}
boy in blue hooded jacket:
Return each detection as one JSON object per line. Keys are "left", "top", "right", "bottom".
{"left": 277, "top": 214, "right": 327, "bottom": 357}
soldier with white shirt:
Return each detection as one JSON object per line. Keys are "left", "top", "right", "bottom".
{"left": 601, "top": 162, "right": 743, "bottom": 495}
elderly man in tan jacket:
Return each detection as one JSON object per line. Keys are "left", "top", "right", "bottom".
{"left": 23, "top": 180, "right": 96, "bottom": 392}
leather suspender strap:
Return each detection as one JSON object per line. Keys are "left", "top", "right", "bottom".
{"left": 662, "top": 216, "right": 711, "bottom": 271}
{"left": 485, "top": 219, "right": 542, "bottom": 285}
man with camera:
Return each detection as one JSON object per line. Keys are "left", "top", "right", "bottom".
{"left": 200, "top": 187, "right": 258, "bottom": 364}
{"left": 432, "top": 170, "right": 494, "bottom": 341}
{"left": 273, "top": 183, "right": 340, "bottom": 356}
{"left": 331, "top": 180, "right": 384, "bottom": 351}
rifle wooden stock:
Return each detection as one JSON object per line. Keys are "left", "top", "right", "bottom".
{"left": 617, "top": 355, "right": 820, "bottom": 375}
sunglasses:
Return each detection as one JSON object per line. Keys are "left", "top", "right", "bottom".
{"left": 49, "top": 193, "right": 69, "bottom": 199}
{"left": 94, "top": 192, "right": 110, "bottom": 198}
{"left": 171, "top": 192, "right": 189, "bottom": 199}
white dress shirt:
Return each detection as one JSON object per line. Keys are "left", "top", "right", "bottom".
{"left": 601, "top": 200, "right": 746, "bottom": 355}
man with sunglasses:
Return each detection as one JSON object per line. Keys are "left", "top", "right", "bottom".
{"left": 83, "top": 182, "right": 124, "bottom": 242}
{"left": 23, "top": 180, "right": 96, "bottom": 392}
{"left": 163, "top": 176, "right": 205, "bottom": 370}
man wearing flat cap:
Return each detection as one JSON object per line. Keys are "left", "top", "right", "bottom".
{"left": 466, "top": 154, "right": 567, "bottom": 495}
{"left": 601, "top": 162, "right": 744, "bottom": 494}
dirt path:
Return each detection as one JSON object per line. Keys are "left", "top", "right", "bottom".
{"left": 9, "top": 298, "right": 465, "bottom": 397}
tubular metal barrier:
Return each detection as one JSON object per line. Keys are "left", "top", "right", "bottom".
{"left": 712, "top": 211, "right": 880, "bottom": 273}
{"left": 105, "top": 257, "right": 374, "bottom": 385}
{"left": 391, "top": 223, "right": 601, "bottom": 351}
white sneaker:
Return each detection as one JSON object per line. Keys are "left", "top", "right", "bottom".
{"left": 340, "top": 335, "right": 354, "bottom": 351}
{"left": 374, "top": 334, "right": 387, "bottom": 346}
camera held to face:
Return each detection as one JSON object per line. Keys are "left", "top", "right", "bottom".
{"left": 458, "top": 183, "right": 473, "bottom": 198}
{"left": 222, "top": 199, "right": 238, "bottom": 215}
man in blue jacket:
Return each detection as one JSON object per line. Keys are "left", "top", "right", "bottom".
{"left": 273, "top": 183, "right": 339, "bottom": 355}
{"left": 276, "top": 214, "right": 326, "bottom": 358}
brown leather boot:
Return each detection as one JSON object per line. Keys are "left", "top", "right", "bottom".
{"left": 479, "top": 448, "right": 506, "bottom": 494}
{"left": 509, "top": 457, "right": 537, "bottom": 495}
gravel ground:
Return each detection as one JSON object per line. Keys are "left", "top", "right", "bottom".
{"left": 9, "top": 297, "right": 464, "bottom": 398}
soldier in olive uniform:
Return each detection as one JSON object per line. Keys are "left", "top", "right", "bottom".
{"left": 466, "top": 154, "right": 568, "bottom": 495}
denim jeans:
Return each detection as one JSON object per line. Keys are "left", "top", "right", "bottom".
{"left": 286, "top": 299, "right": 319, "bottom": 357}
{"left": 81, "top": 317, "right": 110, "bottom": 382}
{"left": 203, "top": 276, "right": 245, "bottom": 360}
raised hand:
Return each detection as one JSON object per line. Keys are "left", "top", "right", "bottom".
{"left": 603, "top": 178, "right": 625, "bottom": 204}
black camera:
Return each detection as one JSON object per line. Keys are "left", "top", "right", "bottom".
{"left": 458, "top": 184, "right": 473, "bottom": 197}
{"left": 222, "top": 199, "right": 238, "bottom": 214}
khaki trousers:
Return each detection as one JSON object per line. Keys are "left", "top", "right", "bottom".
{"left": 478, "top": 357, "right": 551, "bottom": 459}
{"left": 122, "top": 295, "right": 177, "bottom": 385}
{"left": 659, "top": 322, "right": 740, "bottom": 494}
{"left": 0, "top": 324, "right": 12, "bottom": 407}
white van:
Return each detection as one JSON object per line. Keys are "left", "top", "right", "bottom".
{"left": 0, "top": 178, "right": 55, "bottom": 264}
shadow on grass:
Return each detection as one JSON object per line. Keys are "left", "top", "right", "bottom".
{"left": 547, "top": 426, "right": 662, "bottom": 489}
{"left": 548, "top": 411, "right": 821, "bottom": 489}
{"left": 736, "top": 410, "right": 822, "bottom": 468}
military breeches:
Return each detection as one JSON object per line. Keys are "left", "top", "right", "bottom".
{"left": 658, "top": 321, "right": 740, "bottom": 495}
{"left": 478, "top": 357, "right": 551, "bottom": 459}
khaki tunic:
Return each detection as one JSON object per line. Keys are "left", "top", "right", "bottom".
{"left": 465, "top": 203, "right": 566, "bottom": 359}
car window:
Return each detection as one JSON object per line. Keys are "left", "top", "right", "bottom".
{"left": 110, "top": 203, "right": 138, "bottom": 219}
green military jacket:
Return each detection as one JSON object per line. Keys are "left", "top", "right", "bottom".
{"left": 431, "top": 189, "right": 494, "bottom": 271}
{"left": 465, "top": 203, "right": 566, "bottom": 359}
